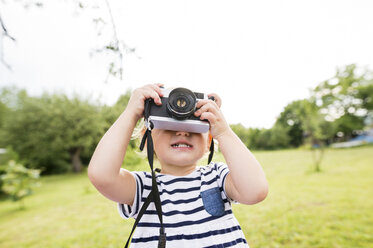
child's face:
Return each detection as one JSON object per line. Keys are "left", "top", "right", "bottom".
{"left": 151, "top": 129, "right": 209, "bottom": 168}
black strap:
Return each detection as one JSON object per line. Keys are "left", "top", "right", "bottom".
{"left": 124, "top": 99, "right": 166, "bottom": 248}
{"left": 207, "top": 95, "right": 215, "bottom": 165}
{"left": 208, "top": 138, "right": 214, "bottom": 165}
{"left": 124, "top": 189, "right": 154, "bottom": 248}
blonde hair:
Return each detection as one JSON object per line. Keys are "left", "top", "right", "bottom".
{"left": 132, "top": 119, "right": 147, "bottom": 141}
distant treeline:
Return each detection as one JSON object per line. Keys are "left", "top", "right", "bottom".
{"left": 231, "top": 64, "right": 373, "bottom": 150}
{"left": 0, "top": 64, "right": 372, "bottom": 174}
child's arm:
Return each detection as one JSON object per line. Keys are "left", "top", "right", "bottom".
{"left": 195, "top": 95, "right": 268, "bottom": 205}
{"left": 88, "top": 84, "right": 163, "bottom": 205}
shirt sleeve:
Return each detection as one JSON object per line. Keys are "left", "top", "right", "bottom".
{"left": 214, "top": 162, "right": 237, "bottom": 203}
{"left": 117, "top": 171, "right": 146, "bottom": 219}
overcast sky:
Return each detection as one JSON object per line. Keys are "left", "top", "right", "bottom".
{"left": 1, "top": 0, "right": 372, "bottom": 128}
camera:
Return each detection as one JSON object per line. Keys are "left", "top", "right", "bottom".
{"left": 147, "top": 87, "right": 210, "bottom": 133}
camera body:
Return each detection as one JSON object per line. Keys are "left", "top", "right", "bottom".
{"left": 147, "top": 87, "right": 210, "bottom": 133}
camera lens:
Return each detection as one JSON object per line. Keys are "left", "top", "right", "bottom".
{"left": 167, "top": 88, "right": 197, "bottom": 120}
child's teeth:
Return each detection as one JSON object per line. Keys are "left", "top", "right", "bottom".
{"left": 173, "top": 144, "right": 190, "bottom": 147}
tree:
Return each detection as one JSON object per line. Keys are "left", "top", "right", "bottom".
{"left": 274, "top": 98, "right": 333, "bottom": 171}
{"left": 357, "top": 82, "right": 373, "bottom": 111}
{"left": 299, "top": 99, "right": 334, "bottom": 172}
{"left": 356, "top": 82, "right": 373, "bottom": 126}
{"left": 267, "top": 125, "right": 291, "bottom": 149}
{"left": 313, "top": 64, "right": 373, "bottom": 140}
{"left": 245, "top": 128, "right": 263, "bottom": 150}
{"left": 274, "top": 100, "right": 306, "bottom": 147}
{"left": 230, "top": 124, "right": 250, "bottom": 147}
{"left": 0, "top": 99, "right": 8, "bottom": 129}
{"left": 0, "top": 88, "right": 105, "bottom": 174}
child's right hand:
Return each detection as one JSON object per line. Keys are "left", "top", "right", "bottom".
{"left": 126, "top": 84, "right": 164, "bottom": 121}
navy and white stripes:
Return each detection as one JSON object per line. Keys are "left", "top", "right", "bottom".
{"left": 117, "top": 162, "right": 249, "bottom": 248}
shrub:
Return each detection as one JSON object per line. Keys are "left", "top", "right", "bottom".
{"left": 0, "top": 160, "right": 41, "bottom": 208}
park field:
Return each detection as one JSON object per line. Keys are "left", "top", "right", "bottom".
{"left": 0, "top": 146, "right": 372, "bottom": 248}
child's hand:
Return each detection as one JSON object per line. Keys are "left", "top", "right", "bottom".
{"left": 126, "top": 84, "right": 164, "bottom": 120}
{"left": 194, "top": 93, "right": 231, "bottom": 140}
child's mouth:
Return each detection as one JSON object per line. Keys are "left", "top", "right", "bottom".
{"left": 171, "top": 143, "right": 192, "bottom": 148}
{"left": 170, "top": 141, "right": 193, "bottom": 150}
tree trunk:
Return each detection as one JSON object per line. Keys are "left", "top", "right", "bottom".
{"left": 312, "top": 147, "right": 324, "bottom": 172}
{"left": 70, "top": 147, "right": 83, "bottom": 173}
{"left": 311, "top": 138, "right": 325, "bottom": 172}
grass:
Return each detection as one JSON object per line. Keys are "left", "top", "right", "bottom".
{"left": 0, "top": 146, "right": 372, "bottom": 247}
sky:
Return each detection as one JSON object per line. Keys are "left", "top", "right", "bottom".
{"left": 1, "top": 0, "right": 372, "bottom": 128}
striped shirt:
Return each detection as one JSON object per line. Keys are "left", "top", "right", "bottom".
{"left": 117, "top": 162, "right": 249, "bottom": 248}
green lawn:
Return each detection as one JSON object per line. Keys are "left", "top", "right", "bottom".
{"left": 1, "top": 146, "right": 372, "bottom": 247}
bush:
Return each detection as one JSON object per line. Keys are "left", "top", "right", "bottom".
{"left": 0, "top": 147, "right": 21, "bottom": 195}
{"left": 0, "top": 160, "right": 41, "bottom": 208}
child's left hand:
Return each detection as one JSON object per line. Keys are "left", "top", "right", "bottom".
{"left": 194, "top": 93, "right": 230, "bottom": 140}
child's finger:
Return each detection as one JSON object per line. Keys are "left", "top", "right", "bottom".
{"left": 148, "top": 84, "right": 164, "bottom": 97}
{"left": 150, "top": 91, "right": 163, "bottom": 105}
{"left": 207, "top": 93, "right": 222, "bottom": 108}
{"left": 142, "top": 87, "right": 162, "bottom": 105}
{"left": 195, "top": 101, "right": 219, "bottom": 117}
{"left": 195, "top": 99, "right": 219, "bottom": 110}
{"left": 200, "top": 111, "right": 217, "bottom": 123}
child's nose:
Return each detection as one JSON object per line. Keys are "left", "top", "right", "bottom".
{"left": 175, "top": 131, "right": 190, "bottom": 137}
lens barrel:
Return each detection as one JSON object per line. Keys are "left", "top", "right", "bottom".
{"left": 166, "top": 88, "right": 197, "bottom": 120}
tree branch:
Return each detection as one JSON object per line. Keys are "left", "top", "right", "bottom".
{"left": 104, "top": 0, "right": 123, "bottom": 80}
{"left": 0, "top": 12, "right": 15, "bottom": 70}
{"left": 0, "top": 12, "right": 16, "bottom": 41}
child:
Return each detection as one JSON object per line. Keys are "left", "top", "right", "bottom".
{"left": 88, "top": 84, "right": 268, "bottom": 247}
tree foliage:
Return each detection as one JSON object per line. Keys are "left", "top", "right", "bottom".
{"left": 0, "top": 88, "right": 105, "bottom": 174}
{"left": 230, "top": 125, "right": 290, "bottom": 150}
{"left": 313, "top": 64, "right": 372, "bottom": 139}
{"left": 274, "top": 100, "right": 306, "bottom": 147}
{"left": 0, "top": 87, "right": 135, "bottom": 175}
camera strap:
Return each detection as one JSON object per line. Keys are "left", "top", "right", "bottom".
{"left": 124, "top": 99, "right": 214, "bottom": 248}
{"left": 124, "top": 99, "right": 166, "bottom": 248}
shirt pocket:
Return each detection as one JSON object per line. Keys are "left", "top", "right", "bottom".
{"left": 200, "top": 187, "right": 225, "bottom": 217}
